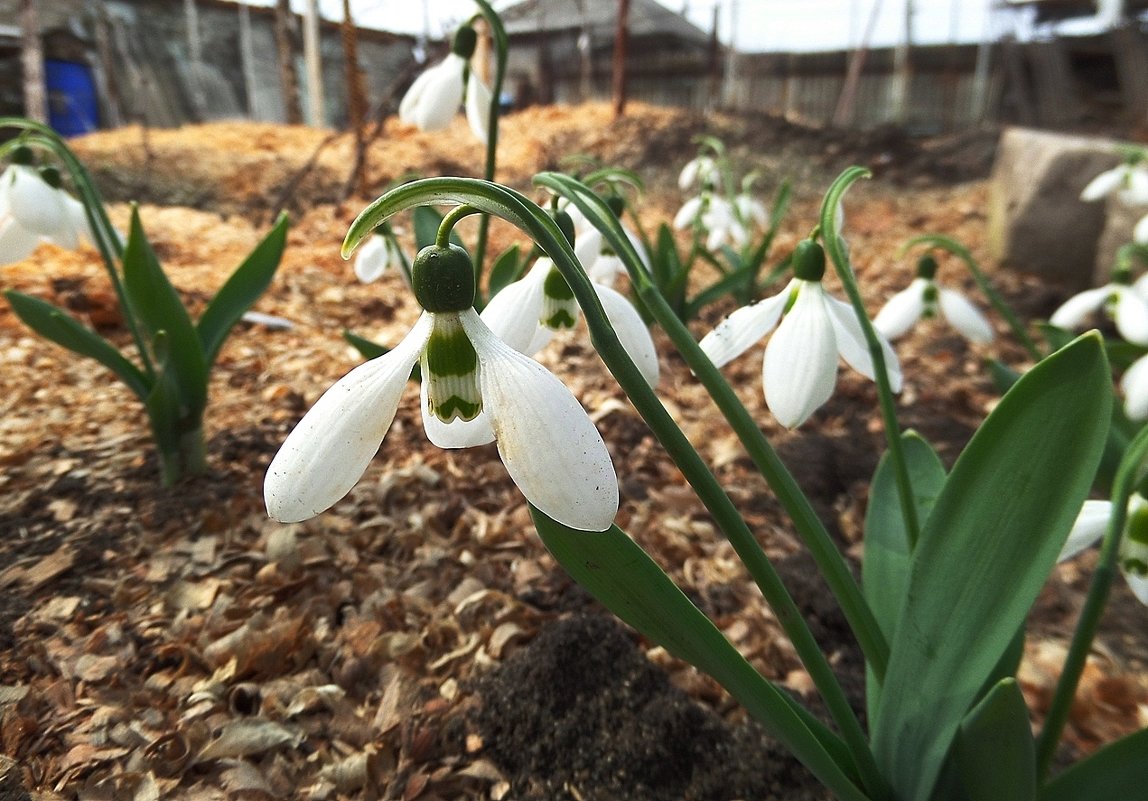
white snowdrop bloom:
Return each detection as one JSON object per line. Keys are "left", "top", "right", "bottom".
{"left": 481, "top": 255, "right": 660, "bottom": 388}
{"left": 1059, "top": 496, "right": 1148, "bottom": 606}
{"left": 873, "top": 257, "right": 993, "bottom": 343}
{"left": 735, "top": 192, "right": 769, "bottom": 229}
{"left": 699, "top": 240, "right": 901, "bottom": 429}
{"left": 266, "top": 243, "right": 618, "bottom": 532}
{"left": 678, "top": 155, "right": 720, "bottom": 191}
{"left": 353, "top": 231, "right": 405, "bottom": 284}
{"left": 574, "top": 224, "right": 651, "bottom": 288}
{"left": 673, "top": 194, "right": 747, "bottom": 251}
{"left": 1120, "top": 353, "right": 1148, "bottom": 420}
{"left": 1049, "top": 277, "right": 1148, "bottom": 345}
{"left": 0, "top": 161, "right": 92, "bottom": 264}
{"left": 398, "top": 26, "right": 490, "bottom": 142}
{"left": 1134, "top": 212, "right": 1148, "bottom": 245}
{"left": 1080, "top": 162, "right": 1148, "bottom": 206}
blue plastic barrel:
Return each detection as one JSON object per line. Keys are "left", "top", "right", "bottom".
{"left": 44, "top": 59, "right": 99, "bottom": 137}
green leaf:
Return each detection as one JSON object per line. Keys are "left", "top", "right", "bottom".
{"left": 872, "top": 333, "right": 1112, "bottom": 801}
{"left": 121, "top": 207, "right": 208, "bottom": 414}
{"left": 487, "top": 243, "right": 524, "bottom": 298}
{"left": 4, "top": 290, "right": 149, "bottom": 400}
{"left": 529, "top": 507, "right": 872, "bottom": 801}
{"left": 863, "top": 430, "right": 946, "bottom": 719}
{"left": 197, "top": 212, "right": 289, "bottom": 368}
{"left": 1040, "top": 727, "right": 1148, "bottom": 801}
{"left": 955, "top": 679, "right": 1036, "bottom": 801}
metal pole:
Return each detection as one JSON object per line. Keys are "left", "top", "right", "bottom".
{"left": 303, "top": 0, "right": 325, "bottom": 127}
{"left": 20, "top": 0, "right": 47, "bottom": 123}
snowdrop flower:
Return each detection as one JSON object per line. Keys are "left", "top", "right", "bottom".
{"left": 481, "top": 215, "right": 659, "bottom": 387}
{"left": 1134, "top": 212, "right": 1148, "bottom": 245}
{"left": 678, "top": 155, "right": 721, "bottom": 192}
{"left": 399, "top": 25, "right": 491, "bottom": 143}
{"left": 874, "top": 255, "right": 993, "bottom": 343}
{"left": 734, "top": 191, "right": 768, "bottom": 229}
{"left": 266, "top": 242, "right": 618, "bottom": 531}
{"left": 1059, "top": 495, "right": 1148, "bottom": 605}
{"left": 1049, "top": 270, "right": 1148, "bottom": 345}
{"left": 568, "top": 196, "right": 651, "bottom": 288}
{"left": 674, "top": 193, "right": 748, "bottom": 251}
{"left": 0, "top": 155, "right": 91, "bottom": 265}
{"left": 699, "top": 239, "right": 902, "bottom": 429}
{"left": 1119, "top": 344, "right": 1148, "bottom": 420}
{"left": 1080, "top": 161, "right": 1148, "bottom": 206}
{"left": 353, "top": 229, "right": 407, "bottom": 285}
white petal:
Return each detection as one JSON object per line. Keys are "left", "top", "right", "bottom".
{"left": 764, "top": 284, "right": 839, "bottom": 428}
{"left": 1080, "top": 167, "right": 1124, "bottom": 201}
{"left": 420, "top": 379, "right": 495, "bottom": 447}
{"left": 460, "top": 309, "right": 618, "bottom": 531}
{"left": 1118, "top": 167, "right": 1148, "bottom": 206}
{"left": 1058, "top": 500, "right": 1114, "bottom": 562}
{"left": 481, "top": 258, "right": 549, "bottom": 354}
{"left": 398, "top": 67, "right": 436, "bottom": 123}
{"left": 353, "top": 235, "right": 389, "bottom": 283}
{"left": 8, "top": 166, "right": 67, "bottom": 237}
{"left": 1114, "top": 288, "right": 1148, "bottom": 345}
{"left": 698, "top": 281, "right": 793, "bottom": 368}
{"left": 736, "top": 194, "right": 769, "bottom": 227}
{"left": 873, "top": 279, "right": 926, "bottom": 340}
{"left": 1121, "top": 354, "right": 1148, "bottom": 420}
{"left": 678, "top": 158, "right": 701, "bottom": 191}
{"left": 1136, "top": 213, "right": 1148, "bottom": 245}
{"left": 465, "top": 71, "right": 492, "bottom": 143}
{"left": 264, "top": 313, "right": 431, "bottom": 522}
{"left": 625, "top": 226, "right": 652, "bottom": 272}
{"left": 588, "top": 253, "right": 625, "bottom": 287}
{"left": 939, "top": 287, "right": 994, "bottom": 343}
{"left": 1123, "top": 571, "right": 1148, "bottom": 605}
{"left": 672, "top": 197, "right": 702, "bottom": 230}
{"left": 824, "top": 292, "right": 902, "bottom": 392}
{"left": 404, "top": 55, "right": 465, "bottom": 132}
{"left": 61, "top": 194, "right": 92, "bottom": 247}
{"left": 0, "top": 214, "right": 41, "bottom": 265}
{"left": 594, "top": 283, "right": 659, "bottom": 387}
{"left": 1049, "top": 286, "right": 1112, "bottom": 330}
{"left": 574, "top": 228, "right": 602, "bottom": 273}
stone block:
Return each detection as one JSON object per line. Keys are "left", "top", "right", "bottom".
{"left": 988, "top": 126, "right": 1123, "bottom": 290}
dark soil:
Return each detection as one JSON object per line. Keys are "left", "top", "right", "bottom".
{"left": 473, "top": 614, "right": 829, "bottom": 801}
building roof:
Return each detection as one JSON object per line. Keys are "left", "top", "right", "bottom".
{"left": 499, "top": 0, "right": 712, "bottom": 48}
{"left": 1004, "top": 0, "right": 1148, "bottom": 24}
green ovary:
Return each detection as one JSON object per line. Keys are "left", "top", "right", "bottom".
{"left": 423, "top": 315, "right": 482, "bottom": 423}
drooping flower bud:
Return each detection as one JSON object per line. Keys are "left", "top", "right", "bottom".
{"left": 792, "top": 239, "right": 826, "bottom": 282}
{"left": 412, "top": 243, "right": 475, "bottom": 312}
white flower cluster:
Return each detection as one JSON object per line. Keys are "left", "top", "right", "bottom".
{"left": 1080, "top": 161, "right": 1148, "bottom": 244}
{"left": 0, "top": 161, "right": 92, "bottom": 265}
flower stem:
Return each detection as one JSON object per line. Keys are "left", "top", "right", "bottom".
{"left": 901, "top": 234, "right": 1043, "bottom": 361}
{"left": 820, "top": 167, "right": 920, "bottom": 550}
{"left": 535, "top": 175, "right": 889, "bottom": 799}
{"left": 1035, "top": 423, "right": 1148, "bottom": 779}
{"left": 469, "top": 0, "right": 508, "bottom": 305}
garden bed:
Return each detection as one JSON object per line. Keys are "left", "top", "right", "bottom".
{"left": 1, "top": 103, "right": 1144, "bottom": 800}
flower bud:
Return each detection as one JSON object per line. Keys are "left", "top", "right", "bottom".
{"left": 554, "top": 210, "right": 576, "bottom": 248}
{"left": 412, "top": 244, "right": 475, "bottom": 312}
{"left": 792, "top": 239, "right": 826, "bottom": 282}
{"left": 452, "top": 25, "right": 478, "bottom": 58}
{"left": 916, "top": 254, "right": 938, "bottom": 280}
{"left": 11, "top": 145, "right": 34, "bottom": 166}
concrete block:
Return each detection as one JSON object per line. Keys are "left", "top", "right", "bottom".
{"left": 988, "top": 127, "right": 1123, "bottom": 290}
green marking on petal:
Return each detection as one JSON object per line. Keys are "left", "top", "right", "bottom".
{"left": 423, "top": 314, "right": 483, "bottom": 423}
{"left": 1127, "top": 505, "right": 1148, "bottom": 545}
{"left": 541, "top": 267, "right": 579, "bottom": 330}
{"left": 425, "top": 316, "right": 478, "bottom": 376}
{"left": 1123, "top": 557, "right": 1148, "bottom": 576}
{"left": 543, "top": 267, "right": 575, "bottom": 300}
{"left": 545, "top": 308, "right": 578, "bottom": 329}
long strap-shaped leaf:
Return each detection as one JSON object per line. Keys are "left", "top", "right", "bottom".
{"left": 121, "top": 207, "right": 208, "bottom": 415}
{"left": 1039, "top": 728, "right": 1148, "bottom": 801}
{"left": 872, "top": 333, "right": 1111, "bottom": 801}
{"left": 530, "top": 509, "right": 872, "bottom": 801}
{"left": 4, "top": 290, "right": 149, "bottom": 400}
{"left": 197, "top": 212, "right": 289, "bottom": 368}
